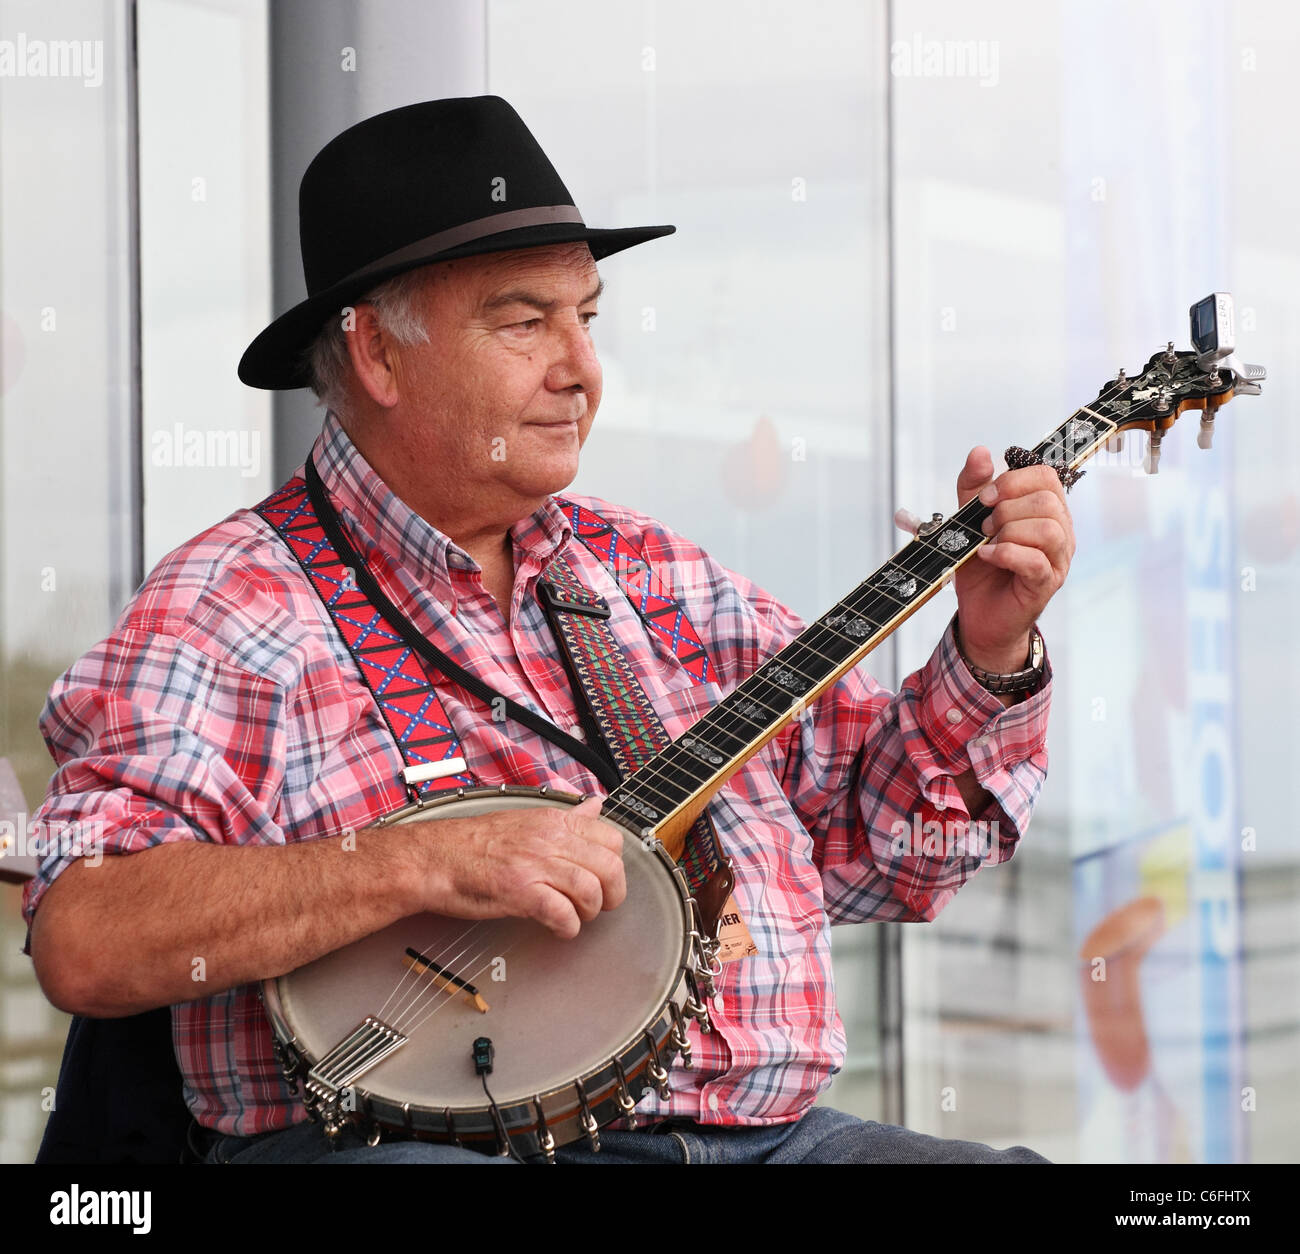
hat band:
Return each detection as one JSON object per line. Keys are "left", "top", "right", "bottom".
{"left": 340, "top": 204, "right": 586, "bottom": 286}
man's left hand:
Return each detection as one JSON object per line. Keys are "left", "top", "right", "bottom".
{"left": 951, "top": 445, "right": 1075, "bottom": 673}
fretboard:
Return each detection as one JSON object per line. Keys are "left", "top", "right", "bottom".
{"left": 600, "top": 405, "right": 1118, "bottom": 847}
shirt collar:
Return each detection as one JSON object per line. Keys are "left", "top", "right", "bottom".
{"left": 306, "top": 409, "right": 574, "bottom": 608}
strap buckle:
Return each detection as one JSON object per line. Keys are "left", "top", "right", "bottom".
{"left": 537, "top": 579, "right": 611, "bottom": 619}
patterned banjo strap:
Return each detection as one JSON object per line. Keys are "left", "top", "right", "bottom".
{"left": 255, "top": 477, "right": 474, "bottom": 802}
{"left": 538, "top": 547, "right": 736, "bottom": 940}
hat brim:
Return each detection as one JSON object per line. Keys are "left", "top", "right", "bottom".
{"left": 238, "top": 221, "right": 675, "bottom": 391}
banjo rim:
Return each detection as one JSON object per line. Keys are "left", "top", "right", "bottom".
{"left": 260, "top": 784, "right": 701, "bottom": 1157}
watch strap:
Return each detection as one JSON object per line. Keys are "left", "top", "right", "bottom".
{"left": 954, "top": 617, "right": 1046, "bottom": 695}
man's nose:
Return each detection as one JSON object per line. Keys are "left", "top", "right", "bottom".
{"left": 546, "top": 318, "right": 601, "bottom": 392}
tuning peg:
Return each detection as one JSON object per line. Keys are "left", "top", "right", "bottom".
{"left": 1144, "top": 430, "right": 1163, "bottom": 474}
{"left": 1198, "top": 416, "right": 1215, "bottom": 450}
{"left": 894, "top": 508, "right": 946, "bottom": 538}
{"left": 894, "top": 507, "right": 922, "bottom": 535}
{"left": 1219, "top": 355, "right": 1266, "bottom": 396}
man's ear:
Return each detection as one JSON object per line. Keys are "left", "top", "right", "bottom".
{"left": 343, "top": 302, "right": 402, "bottom": 409}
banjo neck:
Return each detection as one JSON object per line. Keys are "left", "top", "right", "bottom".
{"left": 604, "top": 290, "right": 1272, "bottom": 861}
{"left": 599, "top": 405, "right": 1134, "bottom": 863}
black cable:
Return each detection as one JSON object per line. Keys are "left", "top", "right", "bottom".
{"left": 479, "top": 1073, "right": 526, "bottom": 1163}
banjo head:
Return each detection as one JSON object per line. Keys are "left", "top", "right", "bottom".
{"left": 263, "top": 787, "right": 695, "bottom": 1152}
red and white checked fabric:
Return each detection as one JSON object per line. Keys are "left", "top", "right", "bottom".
{"left": 22, "top": 411, "right": 1052, "bottom": 1135}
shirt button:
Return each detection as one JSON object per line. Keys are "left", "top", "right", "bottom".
{"left": 567, "top": 723, "right": 584, "bottom": 738}
{"left": 712, "top": 993, "right": 724, "bottom": 1014}
{"left": 971, "top": 735, "right": 990, "bottom": 749}
{"left": 935, "top": 800, "right": 946, "bottom": 812}
{"left": 945, "top": 708, "right": 963, "bottom": 724}
{"left": 706, "top": 1093, "right": 720, "bottom": 1113}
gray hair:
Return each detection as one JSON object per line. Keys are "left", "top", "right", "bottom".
{"left": 301, "top": 267, "right": 435, "bottom": 414}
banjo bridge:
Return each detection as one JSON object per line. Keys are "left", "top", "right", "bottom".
{"left": 403, "top": 946, "right": 490, "bottom": 1013}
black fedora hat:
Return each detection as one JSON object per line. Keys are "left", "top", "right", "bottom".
{"left": 238, "top": 95, "right": 675, "bottom": 390}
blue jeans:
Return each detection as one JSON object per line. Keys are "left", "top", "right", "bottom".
{"left": 203, "top": 1107, "right": 1050, "bottom": 1164}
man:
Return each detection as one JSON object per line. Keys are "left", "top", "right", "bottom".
{"left": 24, "top": 97, "right": 1072, "bottom": 1164}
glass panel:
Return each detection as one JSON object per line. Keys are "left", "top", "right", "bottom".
{"left": 893, "top": 0, "right": 1296, "bottom": 1163}
{"left": 138, "top": 0, "right": 271, "bottom": 566}
{"left": 488, "top": 0, "right": 894, "bottom": 1116}
{"left": 0, "top": 0, "right": 136, "bottom": 1165}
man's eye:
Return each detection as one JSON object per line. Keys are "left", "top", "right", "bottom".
{"left": 581, "top": 312, "right": 598, "bottom": 327}
{"left": 512, "top": 319, "right": 540, "bottom": 331}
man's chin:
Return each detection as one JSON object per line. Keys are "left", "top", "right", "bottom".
{"left": 503, "top": 425, "right": 588, "bottom": 498}
{"left": 509, "top": 465, "right": 580, "bottom": 505}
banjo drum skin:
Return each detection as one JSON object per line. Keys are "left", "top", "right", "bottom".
{"left": 261, "top": 787, "right": 717, "bottom": 1161}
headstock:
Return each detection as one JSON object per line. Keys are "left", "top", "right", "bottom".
{"left": 1087, "top": 292, "right": 1266, "bottom": 472}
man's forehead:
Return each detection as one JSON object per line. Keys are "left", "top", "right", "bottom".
{"left": 459, "top": 245, "right": 601, "bottom": 311}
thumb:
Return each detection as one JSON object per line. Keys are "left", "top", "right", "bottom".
{"left": 572, "top": 795, "right": 605, "bottom": 817}
{"left": 956, "top": 445, "right": 997, "bottom": 509}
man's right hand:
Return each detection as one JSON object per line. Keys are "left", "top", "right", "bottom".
{"left": 408, "top": 796, "right": 627, "bottom": 940}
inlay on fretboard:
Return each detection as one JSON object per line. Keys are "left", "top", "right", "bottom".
{"left": 602, "top": 407, "right": 1119, "bottom": 857}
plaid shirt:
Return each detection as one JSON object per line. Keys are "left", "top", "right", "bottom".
{"left": 23, "top": 411, "right": 1051, "bottom": 1135}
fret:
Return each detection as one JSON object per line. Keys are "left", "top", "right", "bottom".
{"left": 890, "top": 539, "right": 955, "bottom": 587}
{"left": 605, "top": 769, "right": 691, "bottom": 826}
{"left": 865, "top": 561, "right": 926, "bottom": 609}
{"left": 819, "top": 605, "right": 882, "bottom": 647}
{"left": 740, "top": 666, "right": 815, "bottom": 714}
{"left": 702, "top": 692, "right": 782, "bottom": 742}
{"left": 686, "top": 709, "right": 754, "bottom": 752}
{"left": 797, "top": 619, "right": 866, "bottom": 667}
{"left": 654, "top": 744, "right": 715, "bottom": 787}
{"left": 1032, "top": 409, "right": 1115, "bottom": 468}
{"left": 775, "top": 628, "right": 857, "bottom": 682}
{"left": 842, "top": 584, "right": 915, "bottom": 631}
{"left": 674, "top": 732, "right": 731, "bottom": 771}
{"left": 916, "top": 517, "right": 984, "bottom": 557}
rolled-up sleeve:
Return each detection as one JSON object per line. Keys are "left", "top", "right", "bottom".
{"left": 20, "top": 623, "right": 287, "bottom": 942}
{"left": 631, "top": 513, "right": 1055, "bottom": 928}
{"left": 776, "top": 614, "right": 1051, "bottom": 924}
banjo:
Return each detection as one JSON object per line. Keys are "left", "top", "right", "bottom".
{"left": 262, "top": 294, "right": 1264, "bottom": 1161}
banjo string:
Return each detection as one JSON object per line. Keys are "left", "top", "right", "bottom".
{"left": 374, "top": 918, "right": 484, "bottom": 1020}
{"left": 385, "top": 928, "right": 500, "bottom": 1029}
{"left": 311, "top": 931, "right": 531, "bottom": 1092}
{"left": 400, "top": 931, "right": 531, "bottom": 1038}
{"left": 311, "top": 926, "right": 502, "bottom": 1086}
{"left": 603, "top": 400, "right": 1123, "bottom": 821}
{"left": 602, "top": 381, "right": 1126, "bottom": 823}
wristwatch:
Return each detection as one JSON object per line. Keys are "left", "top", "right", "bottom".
{"left": 953, "top": 617, "right": 1046, "bottom": 696}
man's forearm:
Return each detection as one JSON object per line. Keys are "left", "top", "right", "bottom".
{"left": 30, "top": 797, "right": 626, "bottom": 1019}
{"left": 30, "top": 826, "right": 419, "bottom": 1018}
{"left": 953, "top": 766, "right": 997, "bottom": 818}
